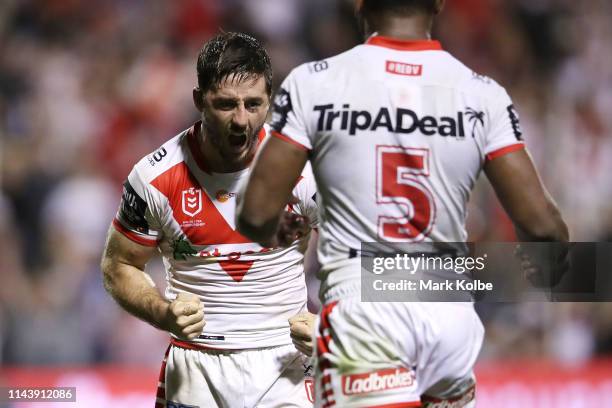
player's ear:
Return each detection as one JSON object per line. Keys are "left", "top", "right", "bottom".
{"left": 193, "top": 87, "right": 205, "bottom": 112}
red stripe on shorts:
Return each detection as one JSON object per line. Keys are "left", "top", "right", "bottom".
{"left": 154, "top": 344, "right": 171, "bottom": 408}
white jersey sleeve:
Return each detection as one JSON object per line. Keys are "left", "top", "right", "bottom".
{"left": 114, "top": 162, "right": 165, "bottom": 246}
{"left": 482, "top": 82, "right": 524, "bottom": 160}
{"left": 270, "top": 69, "right": 313, "bottom": 151}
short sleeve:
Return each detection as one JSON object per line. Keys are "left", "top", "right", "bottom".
{"left": 113, "top": 167, "right": 162, "bottom": 247}
{"left": 270, "top": 68, "right": 312, "bottom": 151}
{"left": 291, "top": 163, "right": 318, "bottom": 228}
{"left": 483, "top": 86, "right": 525, "bottom": 162}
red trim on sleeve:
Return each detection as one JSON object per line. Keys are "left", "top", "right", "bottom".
{"left": 485, "top": 143, "right": 525, "bottom": 162}
{"left": 112, "top": 218, "right": 158, "bottom": 247}
{"left": 366, "top": 36, "right": 442, "bottom": 52}
{"left": 271, "top": 131, "right": 310, "bottom": 152}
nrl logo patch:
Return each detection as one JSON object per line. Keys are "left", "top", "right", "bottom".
{"left": 182, "top": 188, "right": 203, "bottom": 217}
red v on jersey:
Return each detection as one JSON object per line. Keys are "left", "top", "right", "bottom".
{"left": 150, "top": 162, "right": 251, "bottom": 245}
{"left": 150, "top": 162, "right": 256, "bottom": 280}
{"left": 150, "top": 162, "right": 253, "bottom": 281}
{"left": 217, "top": 260, "right": 254, "bottom": 282}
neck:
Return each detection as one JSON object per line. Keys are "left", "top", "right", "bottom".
{"left": 369, "top": 14, "right": 432, "bottom": 41}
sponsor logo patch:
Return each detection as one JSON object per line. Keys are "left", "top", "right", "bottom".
{"left": 506, "top": 104, "right": 523, "bottom": 140}
{"left": 386, "top": 61, "right": 422, "bottom": 76}
{"left": 465, "top": 107, "right": 485, "bottom": 138}
{"left": 309, "top": 60, "right": 329, "bottom": 73}
{"left": 148, "top": 147, "right": 168, "bottom": 166}
{"left": 119, "top": 180, "right": 149, "bottom": 233}
{"left": 313, "top": 104, "right": 486, "bottom": 138}
{"left": 342, "top": 367, "right": 416, "bottom": 396}
{"left": 215, "top": 189, "right": 235, "bottom": 203}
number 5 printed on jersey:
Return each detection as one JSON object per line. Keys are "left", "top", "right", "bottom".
{"left": 376, "top": 146, "right": 436, "bottom": 241}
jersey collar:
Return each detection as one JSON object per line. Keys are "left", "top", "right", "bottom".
{"left": 365, "top": 35, "right": 443, "bottom": 51}
{"left": 187, "top": 121, "right": 211, "bottom": 174}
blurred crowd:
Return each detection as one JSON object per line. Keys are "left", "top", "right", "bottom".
{"left": 1, "top": 0, "right": 612, "bottom": 367}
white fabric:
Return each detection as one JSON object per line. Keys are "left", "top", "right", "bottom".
{"left": 272, "top": 38, "right": 524, "bottom": 295}
{"left": 162, "top": 343, "right": 314, "bottom": 408}
{"left": 313, "top": 294, "right": 483, "bottom": 407}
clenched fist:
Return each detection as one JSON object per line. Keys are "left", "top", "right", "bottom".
{"left": 289, "top": 312, "right": 316, "bottom": 356}
{"left": 163, "top": 292, "right": 205, "bottom": 340}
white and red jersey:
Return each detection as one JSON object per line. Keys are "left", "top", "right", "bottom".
{"left": 113, "top": 122, "right": 318, "bottom": 349}
{"left": 271, "top": 35, "right": 524, "bottom": 287}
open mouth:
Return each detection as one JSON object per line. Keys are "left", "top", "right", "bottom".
{"left": 228, "top": 133, "right": 248, "bottom": 149}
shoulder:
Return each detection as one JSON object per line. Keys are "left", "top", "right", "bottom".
{"left": 130, "top": 127, "right": 191, "bottom": 185}
{"left": 447, "top": 58, "right": 509, "bottom": 102}
{"left": 283, "top": 47, "right": 360, "bottom": 87}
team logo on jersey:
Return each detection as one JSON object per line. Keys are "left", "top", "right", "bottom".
{"left": 270, "top": 87, "right": 293, "bottom": 132}
{"left": 386, "top": 61, "right": 422, "bottom": 76}
{"left": 342, "top": 367, "right": 416, "bottom": 396}
{"left": 182, "top": 187, "right": 203, "bottom": 217}
{"left": 215, "top": 189, "right": 235, "bottom": 203}
{"left": 465, "top": 107, "right": 485, "bottom": 138}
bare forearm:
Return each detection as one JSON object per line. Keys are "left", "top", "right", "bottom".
{"left": 485, "top": 149, "right": 569, "bottom": 242}
{"left": 515, "top": 198, "right": 569, "bottom": 242}
{"left": 237, "top": 136, "right": 309, "bottom": 243}
{"left": 102, "top": 261, "right": 169, "bottom": 331}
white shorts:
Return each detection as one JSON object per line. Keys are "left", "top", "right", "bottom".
{"left": 155, "top": 339, "right": 314, "bottom": 408}
{"left": 314, "top": 298, "right": 484, "bottom": 408}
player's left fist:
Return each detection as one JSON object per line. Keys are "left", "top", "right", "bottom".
{"left": 289, "top": 312, "right": 316, "bottom": 356}
{"left": 276, "top": 211, "right": 310, "bottom": 247}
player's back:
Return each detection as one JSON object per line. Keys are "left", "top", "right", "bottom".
{"left": 272, "top": 36, "right": 523, "bottom": 279}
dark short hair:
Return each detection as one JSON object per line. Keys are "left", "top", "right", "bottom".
{"left": 196, "top": 32, "right": 272, "bottom": 95}
{"left": 358, "top": 0, "right": 438, "bottom": 16}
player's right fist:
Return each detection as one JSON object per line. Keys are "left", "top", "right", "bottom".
{"left": 163, "top": 292, "right": 205, "bottom": 340}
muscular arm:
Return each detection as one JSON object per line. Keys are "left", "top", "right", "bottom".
{"left": 237, "top": 136, "right": 309, "bottom": 244}
{"left": 484, "top": 149, "right": 569, "bottom": 242}
{"left": 101, "top": 226, "right": 170, "bottom": 329}
{"left": 101, "top": 226, "right": 205, "bottom": 338}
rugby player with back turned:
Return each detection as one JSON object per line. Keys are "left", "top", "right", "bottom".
{"left": 237, "top": 1, "right": 569, "bottom": 407}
